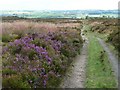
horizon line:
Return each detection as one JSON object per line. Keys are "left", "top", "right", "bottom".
{"left": 1, "top": 9, "right": 119, "bottom": 11}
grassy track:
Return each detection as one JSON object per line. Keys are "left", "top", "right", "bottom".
{"left": 85, "top": 32, "right": 117, "bottom": 88}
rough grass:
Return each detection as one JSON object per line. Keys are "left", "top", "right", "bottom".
{"left": 85, "top": 34, "right": 117, "bottom": 88}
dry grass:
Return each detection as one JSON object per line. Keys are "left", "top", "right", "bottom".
{"left": 2, "top": 20, "right": 81, "bottom": 35}
{"left": 2, "top": 21, "right": 58, "bottom": 35}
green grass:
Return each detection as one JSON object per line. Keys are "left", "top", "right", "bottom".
{"left": 85, "top": 34, "right": 117, "bottom": 88}
{"left": 89, "top": 29, "right": 119, "bottom": 59}
{"left": 93, "top": 32, "right": 119, "bottom": 58}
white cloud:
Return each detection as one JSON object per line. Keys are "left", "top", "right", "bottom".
{"left": 0, "top": 0, "right": 119, "bottom": 10}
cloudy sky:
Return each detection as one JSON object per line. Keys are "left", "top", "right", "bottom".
{"left": 0, "top": 0, "right": 119, "bottom": 10}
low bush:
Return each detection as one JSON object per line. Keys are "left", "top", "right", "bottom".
{"left": 107, "top": 29, "right": 120, "bottom": 56}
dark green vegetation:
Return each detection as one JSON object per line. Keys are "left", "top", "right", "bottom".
{"left": 2, "top": 18, "right": 83, "bottom": 88}
{"left": 107, "top": 26, "right": 120, "bottom": 57}
{"left": 1, "top": 16, "right": 25, "bottom": 21}
{"left": 87, "top": 18, "right": 119, "bottom": 57}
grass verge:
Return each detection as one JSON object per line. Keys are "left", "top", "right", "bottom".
{"left": 85, "top": 34, "right": 117, "bottom": 88}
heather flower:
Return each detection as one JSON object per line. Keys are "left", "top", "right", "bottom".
{"left": 41, "top": 68, "right": 45, "bottom": 75}
{"left": 2, "top": 46, "right": 8, "bottom": 54}
{"left": 32, "top": 68, "right": 37, "bottom": 72}
{"left": 43, "top": 80, "right": 47, "bottom": 87}
{"left": 14, "top": 39, "right": 21, "bottom": 45}
{"left": 47, "top": 57, "right": 52, "bottom": 62}
{"left": 9, "top": 42, "right": 14, "bottom": 46}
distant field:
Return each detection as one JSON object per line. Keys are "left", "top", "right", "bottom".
{"left": 1, "top": 10, "right": 118, "bottom": 18}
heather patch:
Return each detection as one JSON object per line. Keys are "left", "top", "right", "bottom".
{"left": 2, "top": 30, "right": 83, "bottom": 88}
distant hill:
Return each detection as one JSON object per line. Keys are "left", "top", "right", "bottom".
{"left": 1, "top": 10, "right": 119, "bottom": 18}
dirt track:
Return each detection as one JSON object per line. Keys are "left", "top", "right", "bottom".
{"left": 60, "top": 26, "right": 88, "bottom": 88}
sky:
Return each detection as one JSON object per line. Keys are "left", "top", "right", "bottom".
{"left": 0, "top": 0, "right": 119, "bottom": 10}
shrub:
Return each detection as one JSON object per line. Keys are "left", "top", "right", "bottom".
{"left": 107, "top": 29, "right": 120, "bottom": 55}
{"left": 2, "top": 34, "right": 11, "bottom": 42}
{"left": 2, "top": 30, "right": 83, "bottom": 88}
{"left": 3, "top": 75, "right": 30, "bottom": 88}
